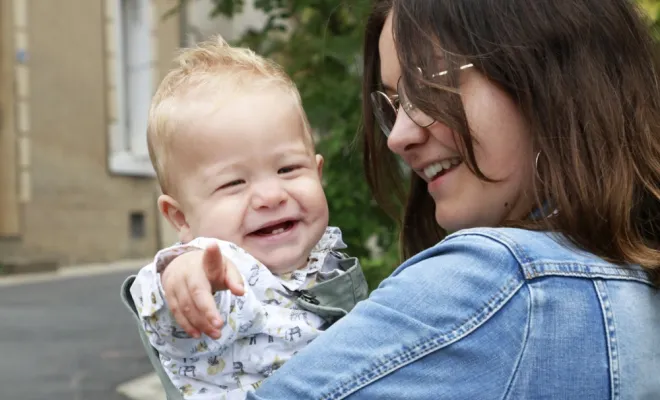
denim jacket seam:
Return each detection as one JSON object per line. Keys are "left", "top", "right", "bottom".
{"left": 447, "top": 230, "right": 653, "bottom": 285}
{"left": 501, "top": 284, "right": 531, "bottom": 400}
{"left": 524, "top": 264, "right": 653, "bottom": 286}
{"left": 528, "top": 261, "right": 621, "bottom": 270}
{"left": 446, "top": 231, "right": 535, "bottom": 267}
{"left": 593, "top": 280, "right": 620, "bottom": 400}
{"left": 525, "top": 261, "right": 645, "bottom": 271}
{"left": 320, "top": 276, "right": 525, "bottom": 400}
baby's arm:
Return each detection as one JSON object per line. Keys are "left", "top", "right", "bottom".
{"left": 131, "top": 238, "right": 258, "bottom": 332}
{"left": 129, "top": 238, "right": 266, "bottom": 338}
{"left": 129, "top": 241, "right": 267, "bottom": 396}
{"left": 137, "top": 239, "right": 245, "bottom": 338}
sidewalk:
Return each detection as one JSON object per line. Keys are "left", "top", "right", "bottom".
{"left": 0, "top": 258, "right": 150, "bottom": 287}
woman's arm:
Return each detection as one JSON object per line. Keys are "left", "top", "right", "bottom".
{"left": 248, "top": 233, "right": 531, "bottom": 399}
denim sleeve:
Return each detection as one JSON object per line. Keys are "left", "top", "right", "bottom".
{"left": 248, "top": 234, "right": 530, "bottom": 400}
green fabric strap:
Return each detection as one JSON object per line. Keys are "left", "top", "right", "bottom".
{"left": 296, "top": 257, "right": 369, "bottom": 322}
{"left": 120, "top": 276, "right": 184, "bottom": 400}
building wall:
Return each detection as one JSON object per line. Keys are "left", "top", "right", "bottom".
{"left": 0, "top": 0, "right": 20, "bottom": 239}
{"left": 0, "top": 0, "right": 180, "bottom": 265}
{"left": 183, "top": 0, "right": 268, "bottom": 45}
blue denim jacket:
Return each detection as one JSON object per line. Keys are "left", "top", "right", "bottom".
{"left": 248, "top": 227, "right": 660, "bottom": 399}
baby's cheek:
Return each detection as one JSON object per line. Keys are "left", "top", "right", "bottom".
{"left": 196, "top": 199, "right": 244, "bottom": 239}
{"left": 311, "top": 185, "right": 329, "bottom": 214}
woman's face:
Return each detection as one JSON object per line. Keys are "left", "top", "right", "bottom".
{"left": 378, "top": 12, "right": 536, "bottom": 232}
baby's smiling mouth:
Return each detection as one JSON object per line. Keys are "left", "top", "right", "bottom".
{"left": 250, "top": 220, "right": 298, "bottom": 236}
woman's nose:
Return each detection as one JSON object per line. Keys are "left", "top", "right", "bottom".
{"left": 386, "top": 108, "right": 427, "bottom": 156}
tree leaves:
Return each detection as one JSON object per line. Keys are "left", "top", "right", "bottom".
{"left": 638, "top": 0, "right": 660, "bottom": 39}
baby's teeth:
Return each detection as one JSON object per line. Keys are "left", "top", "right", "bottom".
{"left": 441, "top": 160, "right": 452, "bottom": 169}
{"left": 271, "top": 228, "right": 285, "bottom": 235}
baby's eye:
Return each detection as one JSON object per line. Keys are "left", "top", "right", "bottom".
{"left": 278, "top": 165, "right": 301, "bottom": 174}
{"left": 218, "top": 179, "right": 245, "bottom": 190}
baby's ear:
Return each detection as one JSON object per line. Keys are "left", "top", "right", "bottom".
{"left": 157, "top": 195, "right": 192, "bottom": 242}
{"left": 315, "top": 154, "right": 324, "bottom": 179}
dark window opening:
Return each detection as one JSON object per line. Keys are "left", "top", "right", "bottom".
{"left": 130, "top": 211, "right": 145, "bottom": 239}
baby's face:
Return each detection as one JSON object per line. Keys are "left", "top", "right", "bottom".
{"left": 168, "top": 89, "right": 329, "bottom": 274}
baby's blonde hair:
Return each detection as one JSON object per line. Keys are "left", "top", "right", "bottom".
{"left": 148, "top": 35, "right": 309, "bottom": 194}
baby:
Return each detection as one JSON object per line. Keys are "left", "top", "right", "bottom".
{"left": 128, "top": 36, "right": 367, "bottom": 400}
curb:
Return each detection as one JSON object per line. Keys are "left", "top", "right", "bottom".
{"left": 0, "top": 258, "right": 151, "bottom": 287}
{"left": 0, "top": 256, "right": 58, "bottom": 275}
{"left": 116, "top": 373, "right": 166, "bottom": 400}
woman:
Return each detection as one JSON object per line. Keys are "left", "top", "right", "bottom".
{"left": 247, "top": 0, "right": 660, "bottom": 398}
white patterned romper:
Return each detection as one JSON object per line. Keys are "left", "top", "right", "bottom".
{"left": 130, "top": 227, "right": 348, "bottom": 400}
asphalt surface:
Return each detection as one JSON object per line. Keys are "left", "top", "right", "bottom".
{"left": 0, "top": 269, "right": 153, "bottom": 400}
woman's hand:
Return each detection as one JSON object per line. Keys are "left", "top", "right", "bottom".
{"left": 161, "top": 243, "right": 245, "bottom": 339}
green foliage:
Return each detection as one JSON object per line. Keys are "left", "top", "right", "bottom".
{"left": 639, "top": 0, "right": 660, "bottom": 39}
{"left": 204, "top": 0, "right": 399, "bottom": 290}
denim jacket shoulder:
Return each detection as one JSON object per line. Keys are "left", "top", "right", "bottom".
{"left": 456, "top": 227, "right": 653, "bottom": 284}
{"left": 249, "top": 227, "right": 660, "bottom": 400}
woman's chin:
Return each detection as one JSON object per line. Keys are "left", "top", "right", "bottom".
{"left": 435, "top": 207, "right": 464, "bottom": 234}
{"left": 435, "top": 209, "right": 480, "bottom": 234}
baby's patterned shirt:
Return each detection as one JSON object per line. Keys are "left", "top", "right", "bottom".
{"left": 130, "top": 227, "right": 348, "bottom": 399}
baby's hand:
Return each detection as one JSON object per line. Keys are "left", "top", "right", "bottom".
{"left": 161, "top": 243, "right": 245, "bottom": 339}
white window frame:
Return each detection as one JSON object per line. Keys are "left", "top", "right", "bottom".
{"left": 107, "top": 0, "right": 156, "bottom": 177}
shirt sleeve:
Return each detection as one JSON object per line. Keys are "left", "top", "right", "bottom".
{"left": 129, "top": 238, "right": 268, "bottom": 359}
{"left": 247, "top": 233, "right": 530, "bottom": 400}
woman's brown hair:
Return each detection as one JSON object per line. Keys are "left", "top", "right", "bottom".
{"left": 363, "top": 0, "right": 660, "bottom": 276}
{"left": 362, "top": 0, "right": 445, "bottom": 261}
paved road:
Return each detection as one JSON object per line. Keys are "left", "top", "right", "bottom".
{"left": 0, "top": 268, "right": 153, "bottom": 400}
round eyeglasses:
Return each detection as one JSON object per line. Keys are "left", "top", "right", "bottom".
{"left": 370, "top": 64, "right": 473, "bottom": 137}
